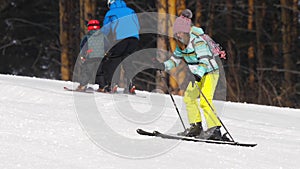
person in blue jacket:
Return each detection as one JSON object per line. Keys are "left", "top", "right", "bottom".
{"left": 97, "top": 0, "right": 140, "bottom": 94}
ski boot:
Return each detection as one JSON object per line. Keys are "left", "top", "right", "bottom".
{"left": 76, "top": 85, "right": 87, "bottom": 92}
{"left": 221, "top": 133, "right": 231, "bottom": 142}
{"left": 111, "top": 84, "right": 118, "bottom": 93}
{"left": 199, "top": 126, "right": 223, "bottom": 141}
{"left": 177, "top": 122, "right": 203, "bottom": 137}
{"left": 124, "top": 82, "right": 136, "bottom": 94}
{"left": 97, "top": 85, "right": 110, "bottom": 93}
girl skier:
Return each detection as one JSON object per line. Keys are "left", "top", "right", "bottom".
{"left": 157, "top": 9, "right": 227, "bottom": 140}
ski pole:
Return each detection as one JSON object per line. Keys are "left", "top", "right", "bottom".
{"left": 159, "top": 70, "right": 186, "bottom": 131}
{"left": 195, "top": 83, "right": 235, "bottom": 142}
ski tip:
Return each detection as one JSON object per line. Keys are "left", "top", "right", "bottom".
{"left": 153, "top": 131, "right": 161, "bottom": 135}
{"left": 243, "top": 143, "right": 258, "bottom": 147}
{"left": 136, "top": 129, "right": 156, "bottom": 136}
{"left": 64, "top": 86, "right": 72, "bottom": 91}
{"left": 136, "top": 129, "right": 148, "bottom": 135}
{"left": 232, "top": 142, "right": 257, "bottom": 147}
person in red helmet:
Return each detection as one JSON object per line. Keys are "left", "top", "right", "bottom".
{"left": 75, "top": 19, "right": 106, "bottom": 92}
{"left": 79, "top": 20, "right": 101, "bottom": 50}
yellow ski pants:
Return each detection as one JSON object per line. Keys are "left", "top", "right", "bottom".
{"left": 183, "top": 72, "right": 221, "bottom": 128}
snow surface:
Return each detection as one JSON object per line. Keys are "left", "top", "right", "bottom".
{"left": 0, "top": 74, "right": 299, "bottom": 169}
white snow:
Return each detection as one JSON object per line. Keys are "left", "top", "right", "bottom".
{"left": 0, "top": 74, "right": 299, "bottom": 169}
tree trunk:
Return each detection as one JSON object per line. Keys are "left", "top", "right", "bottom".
{"left": 225, "top": 0, "right": 240, "bottom": 102}
{"left": 59, "top": 0, "right": 70, "bottom": 80}
{"left": 176, "top": 0, "right": 186, "bottom": 15}
{"left": 280, "top": 0, "right": 293, "bottom": 84}
{"left": 157, "top": 0, "right": 168, "bottom": 54}
{"left": 168, "top": 0, "right": 176, "bottom": 51}
{"left": 292, "top": 0, "right": 298, "bottom": 56}
{"left": 254, "top": 0, "right": 266, "bottom": 104}
{"left": 156, "top": 0, "right": 168, "bottom": 93}
{"left": 59, "top": 0, "right": 80, "bottom": 81}
{"left": 279, "top": 0, "right": 297, "bottom": 107}
{"left": 195, "top": 0, "right": 202, "bottom": 27}
{"left": 176, "top": 0, "right": 187, "bottom": 96}
{"left": 79, "top": 0, "right": 97, "bottom": 38}
{"left": 167, "top": 0, "right": 179, "bottom": 94}
{"left": 292, "top": 0, "right": 298, "bottom": 51}
{"left": 247, "top": 0, "right": 255, "bottom": 87}
{"left": 226, "top": 0, "right": 233, "bottom": 38}
{"left": 207, "top": 0, "right": 215, "bottom": 36}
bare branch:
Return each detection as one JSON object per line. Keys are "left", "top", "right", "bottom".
{"left": 5, "top": 18, "right": 52, "bottom": 30}
{"left": 257, "top": 68, "right": 300, "bottom": 75}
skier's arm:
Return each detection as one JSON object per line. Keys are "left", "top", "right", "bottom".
{"left": 132, "top": 12, "right": 140, "bottom": 31}
{"left": 160, "top": 46, "right": 181, "bottom": 70}
{"left": 102, "top": 13, "right": 112, "bottom": 36}
{"left": 163, "top": 55, "right": 181, "bottom": 71}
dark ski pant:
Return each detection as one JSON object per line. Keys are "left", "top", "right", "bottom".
{"left": 77, "top": 57, "right": 101, "bottom": 86}
{"left": 96, "top": 37, "right": 139, "bottom": 89}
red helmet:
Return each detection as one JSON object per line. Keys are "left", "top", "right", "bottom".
{"left": 87, "top": 20, "right": 100, "bottom": 31}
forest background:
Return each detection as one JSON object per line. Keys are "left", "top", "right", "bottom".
{"left": 0, "top": 0, "right": 299, "bottom": 108}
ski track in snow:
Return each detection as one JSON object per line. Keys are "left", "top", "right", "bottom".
{"left": 0, "top": 74, "right": 300, "bottom": 169}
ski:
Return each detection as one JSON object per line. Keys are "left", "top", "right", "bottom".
{"left": 123, "top": 93, "right": 147, "bottom": 98}
{"left": 136, "top": 129, "right": 257, "bottom": 147}
{"left": 96, "top": 85, "right": 147, "bottom": 98}
{"left": 63, "top": 86, "right": 146, "bottom": 98}
{"left": 63, "top": 87, "right": 94, "bottom": 93}
{"left": 111, "top": 86, "right": 147, "bottom": 98}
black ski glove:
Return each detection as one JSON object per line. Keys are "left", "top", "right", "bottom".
{"left": 191, "top": 74, "right": 202, "bottom": 87}
{"left": 194, "top": 74, "right": 201, "bottom": 82}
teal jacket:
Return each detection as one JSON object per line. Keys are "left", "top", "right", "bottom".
{"left": 164, "top": 26, "right": 219, "bottom": 78}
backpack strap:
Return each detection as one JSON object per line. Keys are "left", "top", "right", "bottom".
{"left": 190, "top": 35, "right": 218, "bottom": 71}
{"left": 191, "top": 29, "right": 202, "bottom": 37}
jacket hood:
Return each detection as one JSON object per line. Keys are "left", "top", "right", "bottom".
{"left": 109, "top": 0, "right": 126, "bottom": 9}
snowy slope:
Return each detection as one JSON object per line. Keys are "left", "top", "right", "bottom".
{"left": 0, "top": 74, "right": 299, "bottom": 169}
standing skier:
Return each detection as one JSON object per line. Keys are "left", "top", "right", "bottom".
{"left": 155, "top": 9, "right": 226, "bottom": 140}
{"left": 97, "top": 0, "right": 140, "bottom": 94}
{"left": 75, "top": 19, "right": 105, "bottom": 91}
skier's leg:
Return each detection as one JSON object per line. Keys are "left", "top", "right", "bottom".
{"left": 96, "top": 58, "right": 110, "bottom": 91}
{"left": 183, "top": 81, "right": 202, "bottom": 124}
{"left": 107, "top": 39, "right": 130, "bottom": 89}
{"left": 181, "top": 81, "right": 204, "bottom": 136}
{"left": 86, "top": 58, "right": 101, "bottom": 85}
{"left": 122, "top": 38, "right": 139, "bottom": 93}
{"left": 108, "top": 57, "right": 123, "bottom": 86}
{"left": 76, "top": 60, "right": 90, "bottom": 91}
{"left": 199, "top": 72, "right": 221, "bottom": 129}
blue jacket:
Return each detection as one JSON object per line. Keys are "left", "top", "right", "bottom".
{"left": 102, "top": 0, "right": 140, "bottom": 41}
